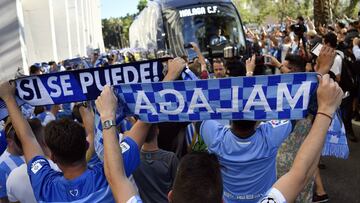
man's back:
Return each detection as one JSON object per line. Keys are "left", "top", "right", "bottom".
{"left": 27, "top": 136, "right": 140, "bottom": 203}
{"left": 200, "top": 120, "right": 292, "bottom": 203}
{"left": 133, "top": 149, "right": 178, "bottom": 203}
{"left": 28, "top": 156, "right": 114, "bottom": 203}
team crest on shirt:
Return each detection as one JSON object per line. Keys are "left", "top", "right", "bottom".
{"left": 31, "top": 159, "right": 46, "bottom": 174}
{"left": 120, "top": 142, "right": 130, "bottom": 153}
{"left": 69, "top": 189, "right": 79, "bottom": 197}
{"left": 259, "top": 197, "right": 277, "bottom": 203}
{"left": 268, "top": 120, "right": 289, "bottom": 128}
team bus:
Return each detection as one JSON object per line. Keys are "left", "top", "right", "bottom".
{"left": 129, "top": 0, "right": 247, "bottom": 60}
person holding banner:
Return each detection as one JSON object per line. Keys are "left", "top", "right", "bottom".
{"left": 191, "top": 46, "right": 336, "bottom": 203}
{"left": 0, "top": 87, "right": 148, "bottom": 202}
{"left": 96, "top": 73, "right": 343, "bottom": 203}
{"left": 96, "top": 57, "right": 187, "bottom": 203}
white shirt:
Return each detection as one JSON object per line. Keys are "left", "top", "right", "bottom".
{"left": 258, "top": 187, "right": 286, "bottom": 203}
{"left": 330, "top": 52, "right": 343, "bottom": 76}
{"left": 6, "top": 161, "right": 59, "bottom": 203}
{"left": 353, "top": 45, "right": 360, "bottom": 61}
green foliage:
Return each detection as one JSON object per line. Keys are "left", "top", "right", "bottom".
{"left": 137, "top": 0, "right": 147, "bottom": 13}
{"left": 233, "top": 0, "right": 313, "bottom": 24}
{"left": 102, "top": 0, "right": 148, "bottom": 49}
{"left": 233, "top": 0, "right": 360, "bottom": 25}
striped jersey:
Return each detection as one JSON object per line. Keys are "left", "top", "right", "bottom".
{"left": 0, "top": 150, "right": 25, "bottom": 197}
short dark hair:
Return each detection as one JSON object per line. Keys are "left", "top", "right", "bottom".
{"left": 29, "top": 65, "right": 41, "bottom": 75}
{"left": 297, "top": 16, "right": 304, "bottom": 22}
{"left": 172, "top": 152, "right": 222, "bottom": 203}
{"left": 45, "top": 118, "right": 87, "bottom": 165}
{"left": 285, "top": 54, "right": 306, "bottom": 72}
{"left": 324, "top": 32, "right": 338, "bottom": 48}
{"left": 213, "top": 57, "right": 224, "bottom": 65}
{"left": 231, "top": 120, "right": 257, "bottom": 131}
{"left": 28, "top": 118, "right": 45, "bottom": 146}
{"left": 4, "top": 119, "right": 22, "bottom": 150}
{"left": 145, "top": 124, "right": 158, "bottom": 143}
{"left": 48, "top": 61, "right": 56, "bottom": 66}
{"left": 337, "top": 22, "right": 345, "bottom": 29}
{"left": 5, "top": 118, "right": 43, "bottom": 152}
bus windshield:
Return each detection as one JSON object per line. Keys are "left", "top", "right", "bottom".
{"left": 163, "top": 3, "right": 246, "bottom": 58}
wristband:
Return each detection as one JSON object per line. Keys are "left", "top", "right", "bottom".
{"left": 316, "top": 112, "right": 332, "bottom": 122}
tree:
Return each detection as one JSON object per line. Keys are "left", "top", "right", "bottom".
{"left": 313, "top": 0, "right": 331, "bottom": 27}
{"left": 137, "top": 0, "right": 147, "bottom": 14}
{"left": 344, "top": 0, "right": 360, "bottom": 17}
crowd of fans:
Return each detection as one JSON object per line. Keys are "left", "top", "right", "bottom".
{"left": 0, "top": 13, "right": 359, "bottom": 203}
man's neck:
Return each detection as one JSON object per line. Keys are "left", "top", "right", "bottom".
{"left": 60, "top": 161, "right": 87, "bottom": 180}
{"left": 230, "top": 126, "right": 256, "bottom": 139}
{"left": 141, "top": 140, "right": 159, "bottom": 152}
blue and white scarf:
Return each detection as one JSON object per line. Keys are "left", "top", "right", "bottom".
{"left": 0, "top": 59, "right": 348, "bottom": 159}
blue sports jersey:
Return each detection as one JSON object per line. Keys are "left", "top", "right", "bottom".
{"left": 200, "top": 120, "right": 292, "bottom": 203}
{"left": 27, "top": 137, "right": 140, "bottom": 203}
{"left": 0, "top": 151, "right": 25, "bottom": 197}
{"left": 0, "top": 131, "right": 7, "bottom": 156}
{"left": 21, "top": 103, "right": 35, "bottom": 119}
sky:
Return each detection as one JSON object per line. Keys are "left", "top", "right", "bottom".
{"left": 101, "top": 0, "right": 140, "bottom": 19}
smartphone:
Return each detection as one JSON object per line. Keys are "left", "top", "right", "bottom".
{"left": 184, "top": 43, "right": 193, "bottom": 49}
{"left": 311, "top": 43, "right": 323, "bottom": 56}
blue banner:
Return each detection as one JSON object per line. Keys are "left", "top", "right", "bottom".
{"left": 0, "top": 59, "right": 166, "bottom": 120}
{"left": 114, "top": 73, "right": 318, "bottom": 122}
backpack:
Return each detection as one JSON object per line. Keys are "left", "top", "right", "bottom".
{"left": 338, "top": 52, "right": 358, "bottom": 92}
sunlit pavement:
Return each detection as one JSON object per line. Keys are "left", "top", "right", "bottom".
{"left": 321, "top": 120, "right": 360, "bottom": 203}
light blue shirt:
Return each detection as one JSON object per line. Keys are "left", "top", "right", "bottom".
{"left": 0, "top": 150, "right": 25, "bottom": 197}
{"left": 200, "top": 120, "right": 292, "bottom": 203}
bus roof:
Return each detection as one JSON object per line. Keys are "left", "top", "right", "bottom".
{"left": 151, "top": 0, "right": 233, "bottom": 9}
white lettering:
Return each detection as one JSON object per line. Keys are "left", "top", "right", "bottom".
{"left": 94, "top": 69, "right": 111, "bottom": 91}
{"left": 179, "top": 7, "right": 207, "bottom": 17}
{"left": 47, "top": 76, "right": 61, "bottom": 97}
{"left": 216, "top": 86, "right": 239, "bottom": 112}
{"left": 79, "top": 72, "right": 94, "bottom": 94}
{"left": 243, "top": 85, "right": 271, "bottom": 112}
{"left": 276, "top": 82, "right": 311, "bottom": 111}
{"left": 123, "top": 66, "right": 139, "bottom": 84}
{"left": 140, "top": 63, "right": 151, "bottom": 82}
{"left": 111, "top": 67, "right": 122, "bottom": 85}
{"left": 188, "top": 88, "right": 214, "bottom": 114}
{"left": 135, "top": 91, "right": 157, "bottom": 115}
{"left": 159, "top": 89, "right": 185, "bottom": 115}
{"left": 60, "top": 75, "right": 73, "bottom": 96}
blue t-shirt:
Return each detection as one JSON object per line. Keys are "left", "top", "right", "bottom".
{"left": 0, "top": 131, "right": 7, "bottom": 156}
{"left": 27, "top": 137, "right": 140, "bottom": 203}
{"left": 200, "top": 120, "right": 292, "bottom": 203}
{"left": 0, "top": 151, "right": 25, "bottom": 197}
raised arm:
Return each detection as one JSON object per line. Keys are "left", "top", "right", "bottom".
{"left": 125, "top": 57, "right": 186, "bottom": 149}
{"left": 190, "top": 42, "right": 208, "bottom": 73}
{"left": 272, "top": 74, "right": 343, "bottom": 202}
{"left": 0, "top": 82, "right": 44, "bottom": 163}
{"left": 96, "top": 85, "right": 137, "bottom": 203}
{"left": 78, "top": 104, "right": 96, "bottom": 162}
